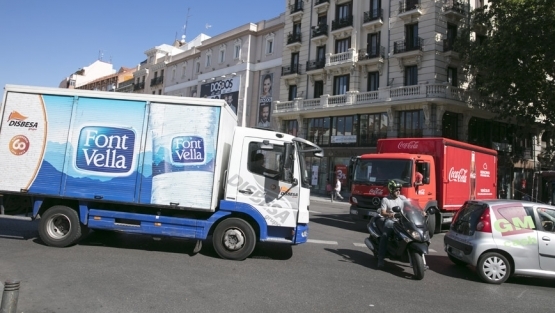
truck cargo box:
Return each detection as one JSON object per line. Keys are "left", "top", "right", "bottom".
{"left": 0, "top": 85, "right": 237, "bottom": 212}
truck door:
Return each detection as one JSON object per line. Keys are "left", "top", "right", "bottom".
{"left": 413, "top": 160, "right": 432, "bottom": 208}
{"left": 235, "top": 138, "right": 300, "bottom": 228}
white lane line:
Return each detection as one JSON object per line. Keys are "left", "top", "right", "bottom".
{"left": 353, "top": 243, "right": 366, "bottom": 247}
{"left": 309, "top": 210, "right": 322, "bottom": 214}
{"left": 307, "top": 239, "right": 338, "bottom": 245}
{"left": 429, "top": 248, "right": 437, "bottom": 253}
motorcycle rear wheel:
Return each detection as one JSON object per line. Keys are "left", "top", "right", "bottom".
{"left": 410, "top": 250, "right": 425, "bottom": 280}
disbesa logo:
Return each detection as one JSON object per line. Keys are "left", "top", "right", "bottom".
{"left": 448, "top": 167, "right": 468, "bottom": 183}
{"left": 75, "top": 126, "right": 135, "bottom": 174}
{"left": 7, "top": 111, "right": 38, "bottom": 129}
{"left": 171, "top": 136, "right": 205, "bottom": 165}
{"left": 397, "top": 140, "right": 419, "bottom": 149}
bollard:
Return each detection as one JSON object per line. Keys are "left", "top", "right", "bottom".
{"left": 0, "top": 280, "right": 20, "bottom": 313}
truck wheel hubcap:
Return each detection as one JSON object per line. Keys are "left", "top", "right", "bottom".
{"left": 223, "top": 228, "right": 245, "bottom": 251}
{"left": 46, "top": 213, "right": 71, "bottom": 239}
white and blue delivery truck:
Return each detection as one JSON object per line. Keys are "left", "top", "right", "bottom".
{"left": 0, "top": 85, "right": 323, "bottom": 260}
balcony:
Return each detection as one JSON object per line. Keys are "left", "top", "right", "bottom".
{"left": 393, "top": 38, "right": 423, "bottom": 54}
{"left": 331, "top": 15, "right": 353, "bottom": 31}
{"left": 325, "top": 49, "right": 357, "bottom": 73}
{"left": 133, "top": 82, "right": 145, "bottom": 91}
{"left": 311, "top": 24, "right": 328, "bottom": 42}
{"left": 282, "top": 64, "right": 302, "bottom": 76}
{"left": 150, "top": 76, "right": 163, "bottom": 87}
{"left": 358, "top": 46, "right": 385, "bottom": 62}
{"left": 305, "top": 59, "right": 326, "bottom": 74}
{"left": 362, "top": 9, "right": 383, "bottom": 32}
{"left": 398, "top": 0, "right": 422, "bottom": 23}
{"left": 314, "top": 0, "right": 329, "bottom": 13}
{"left": 286, "top": 32, "right": 302, "bottom": 50}
{"left": 273, "top": 84, "right": 472, "bottom": 114}
{"left": 443, "top": 1, "right": 466, "bottom": 21}
{"left": 289, "top": 1, "right": 304, "bottom": 21}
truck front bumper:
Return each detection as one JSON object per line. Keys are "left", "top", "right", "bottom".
{"left": 349, "top": 205, "right": 379, "bottom": 222}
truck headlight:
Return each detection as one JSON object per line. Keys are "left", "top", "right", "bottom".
{"left": 350, "top": 209, "right": 358, "bottom": 215}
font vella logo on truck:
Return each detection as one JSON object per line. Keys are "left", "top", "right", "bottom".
{"left": 76, "top": 126, "right": 135, "bottom": 174}
{"left": 171, "top": 136, "right": 205, "bottom": 165}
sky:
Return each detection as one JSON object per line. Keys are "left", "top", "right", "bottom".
{"left": 0, "top": 0, "right": 285, "bottom": 90}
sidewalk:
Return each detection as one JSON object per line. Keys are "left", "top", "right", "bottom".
{"left": 310, "top": 193, "right": 350, "bottom": 205}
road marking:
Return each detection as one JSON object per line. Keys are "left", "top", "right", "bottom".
{"left": 309, "top": 210, "right": 322, "bottom": 214}
{"left": 353, "top": 243, "right": 366, "bottom": 247}
{"left": 429, "top": 249, "right": 437, "bottom": 253}
{"left": 307, "top": 239, "right": 338, "bottom": 245}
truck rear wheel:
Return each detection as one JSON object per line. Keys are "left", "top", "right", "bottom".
{"left": 38, "top": 205, "right": 83, "bottom": 247}
{"left": 213, "top": 218, "right": 256, "bottom": 261}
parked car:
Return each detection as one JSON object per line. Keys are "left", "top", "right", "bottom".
{"left": 444, "top": 199, "right": 555, "bottom": 284}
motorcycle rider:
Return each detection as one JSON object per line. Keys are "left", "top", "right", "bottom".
{"left": 377, "top": 180, "right": 407, "bottom": 268}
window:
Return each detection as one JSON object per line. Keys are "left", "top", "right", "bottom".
{"left": 442, "top": 111, "right": 460, "bottom": 140}
{"left": 405, "top": 23, "right": 419, "bottom": 50}
{"left": 367, "top": 71, "right": 379, "bottom": 91}
{"left": 196, "top": 61, "right": 200, "bottom": 73}
{"left": 172, "top": 67, "right": 176, "bottom": 81}
{"left": 233, "top": 39, "right": 241, "bottom": 59}
{"left": 266, "top": 37, "right": 274, "bottom": 54}
{"left": 314, "top": 81, "right": 324, "bottom": 98}
{"left": 334, "top": 75, "right": 349, "bottom": 95}
{"left": 446, "top": 23, "right": 457, "bottom": 51}
{"left": 317, "top": 14, "right": 327, "bottom": 26}
{"left": 205, "top": 54, "right": 211, "bottom": 67}
{"left": 404, "top": 65, "right": 418, "bottom": 86}
{"left": 247, "top": 142, "right": 284, "bottom": 180}
{"left": 360, "top": 113, "right": 388, "bottom": 146}
{"left": 288, "top": 85, "right": 297, "bottom": 101}
{"left": 331, "top": 115, "right": 357, "bottom": 145}
{"left": 448, "top": 67, "right": 458, "bottom": 86}
{"left": 337, "top": 2, "right": 351, "bottom": 21}
{"left": 538, "top": 207, "right": 555, "bottom": 232}
{"left": 306, "top": 117, "right": 331, "bottom": 146}
{"left": 316, "top": 45, "right": 326, "bottom": 63}
{"left": 293, "top": 22, "right": 301, "bottom": 35}
{"left": 283, "top": 120, "right": 299, "bottom": 136}
{"left": 398, "top": 110, "right": 424, "bottom": 137}
{"left": 181, "top": 64, "right": 187, "bottom": 78}
{"left": 291, "top": 52, "right": 300, "bottom": 73}
{"left": 219, "top": 50, "right": 225, "bottom": 63}
{"left": 367, "top": 32, "right": 380, "bottom": 57}
{"left": 335, "top": 37, "right": 351, "bottom": 53}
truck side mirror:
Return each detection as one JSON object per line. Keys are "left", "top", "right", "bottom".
{"left": 422, "top": 163, "right": 430, "bottom": 184}
{"left": 283, "top": 143, "right": 294, "bottom": 182}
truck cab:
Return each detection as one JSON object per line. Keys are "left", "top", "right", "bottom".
{"left": 348, "top": 153, "right": 438, "bottom": 235}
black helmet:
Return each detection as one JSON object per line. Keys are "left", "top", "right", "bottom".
{"left": 387, "top": 180, "right": 402, "bottom": 193}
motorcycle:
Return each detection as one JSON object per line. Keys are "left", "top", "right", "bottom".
{"left": 364, "top": 199, "right": 435, "bottom": 280}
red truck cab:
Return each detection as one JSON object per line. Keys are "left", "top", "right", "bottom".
{"left": 349, "top": 138, "right": 497, "bottom": 235}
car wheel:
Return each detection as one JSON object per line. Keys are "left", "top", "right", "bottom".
{"left": 477, "top": 252, "right": 511, "bottom": 284}
{"left": 448, "top": 254, "right": 467, "bottom": 267}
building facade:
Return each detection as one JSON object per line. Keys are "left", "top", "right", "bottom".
{"left": 273, "top": 0, "right": 545, "bottom": 199}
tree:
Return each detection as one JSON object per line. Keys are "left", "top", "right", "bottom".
{"left": 457, "top": 0, "right": 555, "bottom": 129}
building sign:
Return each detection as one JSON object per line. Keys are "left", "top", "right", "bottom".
{"left": 257, "top": 73, "right": 273, "bottom": 129}
{"left": 331, "top": 135, "right": 357, "bottom": 144}
{"left": 200, "top": 76, "right": 240, "bottom": 114}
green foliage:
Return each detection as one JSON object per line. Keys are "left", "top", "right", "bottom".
{"left": 457, "top": 0, "right": 555, "bottom": 129}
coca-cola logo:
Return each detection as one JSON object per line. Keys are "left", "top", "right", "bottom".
{"left": 448, "top": 167, "right": 468, "bottom": 183}
{"left": 397, "top": 140, "right": 419, "bottom": 149}
{"left": 367, "top": 188, "right": 384, "bottom": 195}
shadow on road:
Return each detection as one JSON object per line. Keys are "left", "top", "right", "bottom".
{"left": 0, "top": 217, "right": 38, "bottom": 240}
{"left": 310, "top": 213, "right": 368, "bottom": 233}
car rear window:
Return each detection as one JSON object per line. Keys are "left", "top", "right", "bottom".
{"left": 451, "top": 202, "right": 487, "bottom": 236}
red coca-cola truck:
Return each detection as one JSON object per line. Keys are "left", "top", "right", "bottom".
{"left": 348, "top": 137, "right": 497, "bottom": 235}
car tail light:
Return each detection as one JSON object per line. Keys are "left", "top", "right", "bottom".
{"left": 475, "top": 208, "right": 492, "bottom": 233}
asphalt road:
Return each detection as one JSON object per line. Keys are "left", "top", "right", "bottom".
{"left": 0, "top": 198, "right": 554, "bottom": 313}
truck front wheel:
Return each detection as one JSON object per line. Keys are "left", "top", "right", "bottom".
{"left": 213, "top": 218, "right": 256, "bottom": 261}
{"left": 38, "top": 205, "right": 82, "bottom": 247}
{"left": 427, "top": 213, "right": 436, "bottom": 238}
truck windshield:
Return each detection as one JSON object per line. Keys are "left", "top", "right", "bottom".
{"left": 353, "top": 159, "right": 413, "bottom": 184}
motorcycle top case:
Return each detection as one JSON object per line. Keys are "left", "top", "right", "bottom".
{"left": 0, "top": 85, "right": 237, "bottom": 211}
